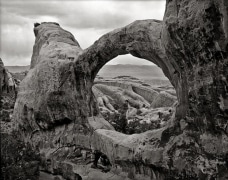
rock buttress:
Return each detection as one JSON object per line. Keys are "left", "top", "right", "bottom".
{"left": 163, "top": 0, "right": 228, "bottom": 132}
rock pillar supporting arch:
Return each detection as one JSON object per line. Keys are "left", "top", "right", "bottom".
{"left": 162, "top": 0, "right": 228, "bottom": 132}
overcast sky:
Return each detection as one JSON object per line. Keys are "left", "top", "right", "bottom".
{"left": 0, "top": 0, "right": 166, "bottom": 66}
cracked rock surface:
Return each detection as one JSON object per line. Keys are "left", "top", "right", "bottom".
{"left": 13, "top": 0, "right": 228, "bottom": 179}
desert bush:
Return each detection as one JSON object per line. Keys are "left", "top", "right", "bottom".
{"left": 126, "top": 119, "right": 161, "bottom": 134}
{"left": 0, "top": 131, "right": 40, "bottom": 180}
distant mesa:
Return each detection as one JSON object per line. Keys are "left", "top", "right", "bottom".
{"left": 5, "top": 65, "right": 30, "bottom": 73}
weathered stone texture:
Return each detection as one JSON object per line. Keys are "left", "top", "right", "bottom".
{"left": 163, "top": 0, "right": 228, "bottom": 131}
{"left": 0, "top": 58, "right": 17, "bottom": 132}
{"left": 13, "top": 0, "right": 228, "bottom": 179}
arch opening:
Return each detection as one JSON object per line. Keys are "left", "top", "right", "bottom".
{"left": 75, "top": 19, "right": 188, "bottom": 120}
{"left": 92, "top": 56, "right": 177, "bottom": 134}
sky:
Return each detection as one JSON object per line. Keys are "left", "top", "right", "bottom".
{"left": 0, "top": 0, "right": 166, "bottom": 66}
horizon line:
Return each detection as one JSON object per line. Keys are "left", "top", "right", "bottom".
{"left": 5, "top": 63, "right": 157, "bottom": 67}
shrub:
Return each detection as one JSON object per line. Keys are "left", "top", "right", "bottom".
{"left": 0, "top": 131, "right": 40, "bottom": 180}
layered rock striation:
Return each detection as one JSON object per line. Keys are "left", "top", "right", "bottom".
{"left": 13, "top": 0, "right": 228, "bottom": 179}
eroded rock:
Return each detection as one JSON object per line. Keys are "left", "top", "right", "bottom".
{"left": 1, "top": 59, "right": 41, "bottom": 180}
{"left": 13, "top": 0, "right": 228, "bottom": 179}
{"left": 0, "top": 58, "right": 18, "bottom": 133}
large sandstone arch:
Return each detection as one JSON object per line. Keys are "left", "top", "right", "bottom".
{"left": 75, "top": 19, "right": 187, "bottom": 120}
{"left": 13, "top": 0, "right": 228, "bottom": 179}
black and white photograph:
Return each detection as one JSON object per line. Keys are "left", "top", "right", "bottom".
{"left": 0, "top": 0, "right": 227, "bottom": 179}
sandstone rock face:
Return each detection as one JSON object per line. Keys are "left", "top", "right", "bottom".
{"left": 163, "top": 0, "right": 228, "bottom": 131}
{"left": 13, "top": 0, "right": 228, "bottom": 179}
{"left": 0, "top": 58, "right": 16, "bottom": 96}
{"left": 14, "top": 22, "right": 85, "bottom": 132}
{"left": 0, "top": 58, "right": 17, "bottom": 133}
{"left": 1, "top": 59, "right": 40, "bottom": 180}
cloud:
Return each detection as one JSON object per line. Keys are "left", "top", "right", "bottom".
{"left": 1, "top": 9, "right": 28, "bottom": 26}
{"left": 58, "top": 1, "right": 131, "bottom": 29}
{"left": 59, "top": 1, "right": 166, "bottom": 47}
{"left": 1, "top": 1, "right": 65, "bottom": 18}
{"left": 59, "top": 1, "right": 166, "bottom": 29}
{"left": 2, "top": 1, "right": 165, "bottom": 29}
{"left": 0, "top": 23, "right": 34, "bottom": 65}
{"left": 0, "top": 0, "right": 166, "bottom": 66}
